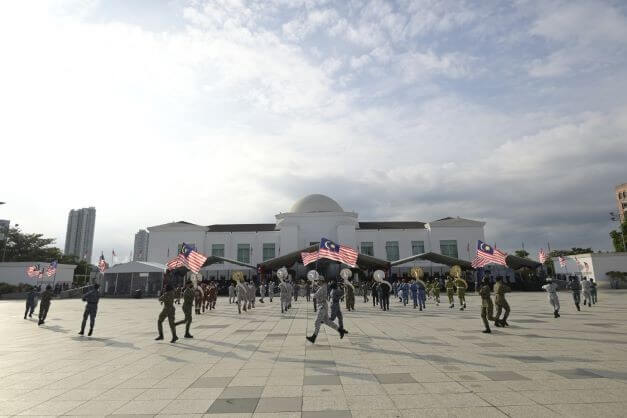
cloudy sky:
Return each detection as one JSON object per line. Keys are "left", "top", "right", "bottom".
{"left": 2, "top": 0, "right": 626, "bottom": 263}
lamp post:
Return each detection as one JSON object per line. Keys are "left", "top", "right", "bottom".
{"left": 610, "top": 212, "right": 626, "bottom": 252}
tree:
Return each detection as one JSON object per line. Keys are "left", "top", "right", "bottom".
{"left": 2, "top": 226, "right": 64, "bottom": 262}
{"left": 514, "top": 250, "right": 529, "bottom": 258}
{"left": 549, "top": 248, "right": 593, "bottom": 258}
{"left": 609, "top": 221, "right": 627, "bottom": 252}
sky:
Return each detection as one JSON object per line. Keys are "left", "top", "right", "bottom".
{"left": 1, "top": 0, "right": 626, "bottom": 264}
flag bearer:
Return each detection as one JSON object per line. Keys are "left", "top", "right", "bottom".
{"left": 38, "top": 285, "right": 53, "bottom": 326}
{"left": 175, "top": 280, "right": 195, "bottom": 338}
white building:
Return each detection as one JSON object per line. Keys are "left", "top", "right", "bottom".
{"left": 145, "top": 194, "right": 486, "bottom": 278}
{"left": 553, "top": 252, "right": 627, "bottom": 288}
{"left": 133, "top": 229, "right": 149, "bottom": 261}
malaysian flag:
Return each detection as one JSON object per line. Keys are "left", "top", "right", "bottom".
{"left": 538, "top": 249, "right": 547, "bottom": 263}
{"left": 180, "top": 243, "right": 207, "bottom": 273}
{"left": 471, "top": 256, "right": 491, "bottom": 269}
{"left": 559, "top": 256, "right": 567, "bottom": 268}
{"left": 475, "top": 240, "right": 507, "bottom": 266}
{"left": 26, "top": 265, "right": 40, "bottom": 278}
{"left": 318, "top": 238, "right": 358, "bottom": 267}
{"left": 166, "top": 254, "right": 185, "bottom": 270}
{"left": 46, "top": 260, "right": 58, "bottom": 277}
{"left": 98, "top": 254, "right": 107, "bottom": 272}
{"left": 301, "top": 251, "right": 319, "bottom": 266}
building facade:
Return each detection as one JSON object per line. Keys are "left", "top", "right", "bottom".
{"left": 64, "top": 207, "right": 96, "bottom": 262}
{"left": 145, "top": 194, "right": 486, "bottom": 279}
{"left": 133, "top": 229, "right": 149, "bottom": 261}
{"left": 616, "top": 183, "right": 627, "bottom": 223}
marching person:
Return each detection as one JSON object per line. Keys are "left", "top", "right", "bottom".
{"left": 155, "top": 283, "right": 178, "bottom": 343}
{"left": 329, "top": 281, "right": 347, "bottom": 334}
{"left": 568, "top": 277, "right": 581, "bottom": 311}
{"left": 371, "top": 281, "right": 379, "bottom": 307}
{"left": 305, "top": 280, "right": 311, "bottom": 302}
{"left": 590, "top": 278, "right": 598, "bottom": 304}
{"left": 268, "top": 280, "right": 275, "bottom": 302}
{"left": 401, "top": 279, "right": 409, "bottom": 306}
{"left": 194, "top": 286, "right": 203, "bottom": 315}
{"left": 236, "top": 277, "right": 248, "bottom": 314}
{"left": 454, "top": 275, "right": 467, "bottom": 310}
{"left": 431, "top": 279, "right": 441, "bottom": 306}
{"left": 259, "top": 280, "right": 266, "bottom": 303}
{"left": 542, "top": 278, "right": 560, "bottom": 318}
{"left": 207, "top": 281, "right": 217, "bottom": 310}
{"left": 228, "top": 282, "right": 235, "bottom": 304}
{"left": 493, "top": 276, "right": 510, "bottom": 327}
{"left": 446, "top": 276, "right": 455, "bottom": 308}
{"left": 293, "top": 280, "right": 300, "bottom": 302}
{"left": 38, "top": 285, "right": 53, "bottom": 326}
{"left": 247, "top": 280, "right": 256, "bottom": 309}
{"left": 79, "top": 283, "right": 100, "bottom": 336}
{"left": 175, "top": 280, "right": 194, "bottom": 338}
{"left": 306, "top": 276, "right": 346, "bottom": 343}
{"left": 581, "top": 277, "right": 592, "bottom": 307}
{"left": 345, "top": 279, "right": 355, "bottom": 311}
{"left": 380, "top": 280, "right": 390, "bottom": 311}
{"left": 24, "top": 287, "right": 38, "bottom": 319}
{"left": 417, "top": 279, "right": 426, "bottom": 311}
{"left": 478, "top": 277, "right": 496, "bottom": 333}
{"left": 410, "top": 279, "right": 418, "bottom": 309}
{"left": 279, "top": 276, "right": 289, "bottom": 313}
{"left": 362, "top": 281, "right": 369, "bottom": 303}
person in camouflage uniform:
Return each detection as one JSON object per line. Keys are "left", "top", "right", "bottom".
{"left": 431, "top": 279, "right": 440, "bottom": 306}
{"left": 207, "top": 281, "right": 217, "bottom": 310}
{"left": 175, "top": 280, "right": 195, "bottom": 338}
{"left": 38, "top": 285, "right": 53, "bottom": 326}
{"left": 493, "top": 276, "right": 511, "bottom": 327}
{"left": 479, "top": 277, "right": 496, "bottom": 333}
{"left": 194, "top": 286, "right": 203, "bottom": 315}
{"left": 79, "top": 284, "right": 100, "bottom": 336}
{"left": 345, "top": 280, "right": 355, "bottom": 311}
{"left": 454, "top": 276, "right": 467, "bottom": 310}
{"left": 155, "top": 284, "right": 178, "bottom": 343}
{"left": 445, "top": 276, "right": 455, "bottom": 308}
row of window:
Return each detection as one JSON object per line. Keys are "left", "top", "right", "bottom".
{"left": 360, "top": 240, "right": 458, "bottom": 261}
{"left": 180, "top": 240, "right": 459, "bottom": 264}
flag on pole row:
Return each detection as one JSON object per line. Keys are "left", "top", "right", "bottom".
{"left": 317, "top": 238, "right": 358, "bottom": 267}
{"left": 46, "top": 260, "right": 58, "bottom": 277}
{"left": 301, "top": 251, "right": 319, "bottom": 266}
{"left": 559, "top": 256, "right": 567, "bottom": 268}
{"left": 98, "top": 254, "right": 107, "bottom": 273}
{"left": 538, "top": 248, "right": 547, "bottom": 263}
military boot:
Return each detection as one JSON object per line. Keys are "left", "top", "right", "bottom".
{"left": 306, "top": 334, "right": 317, "bottom": 344}
{"left": 88, "top": 328, "right": 93, "bottom": 336}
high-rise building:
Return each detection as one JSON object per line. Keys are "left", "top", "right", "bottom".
{"left": 133, "top": 229, "right": 149, "bottom": 261}
{"left": 616, "top": 183, "right": 627, "bottom": 224}
{"left": 64, "top": 207, "right": 96, "bottom": 262}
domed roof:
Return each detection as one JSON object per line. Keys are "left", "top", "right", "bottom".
{"left": 290, "top": 194, "right": 344, "bottom": 213}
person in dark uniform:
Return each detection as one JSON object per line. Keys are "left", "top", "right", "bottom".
{"left": 79, "top": 284, "right": 100, "bottom": 336}
{"left": 175, "top": 280, "right": 194, "bottom": 338}
{"left": 371, "top": 281, "right": 379, "bottom": 307}
{"left": 24, "top": 287, "right": 38, "bottom": 319}
{"left": 38, "top": 285, "right": 53, "bottom": 326}
{"left": 305, "top": 280, "right": 311, "bottom": 302}
{"left": 568, "top": 277, "right": 581, "bottom": 311}
{"left": 380, "top": 281, "right": 390, "bottom": 311}
{"left": 329, "top": 281, "right": 347, "bottom": 333}
{"left": 156, "top": 284, "right": 178, "bottom": 343}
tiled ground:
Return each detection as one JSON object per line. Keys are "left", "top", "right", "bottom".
{"left": 1, "top": 290, "right": 627, "bottom": 417}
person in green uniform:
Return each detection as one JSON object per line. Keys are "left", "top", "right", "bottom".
{"left": 454, "top": 276, "right": 467, "bottom": 310}
{"left": 493, "top": 276, "right": 510, "bottom": 327}
{"left": 156, "top": 283, "right": 178, "bottom": 343}
{"left": 175, "top": 280, "right": 194, "bottom": 338}
{"left": 431, "top": 279, "right": 440, "bottom": 306}
{"left": 38, "top": 285, "right": 53, "bottom": 326}
{"left": 479, "top": 277, "right": 495, "bottom": 333}
{"left": 445, "top": 276, "right": 455, "bottom": 308}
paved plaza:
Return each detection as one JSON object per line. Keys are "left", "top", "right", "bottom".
{"left": 1, "top": 290, "right": 627, "bottom": 417}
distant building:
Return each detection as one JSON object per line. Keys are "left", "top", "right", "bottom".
{"left": 64, "top": 207, "right": 96, "bottom": 262}
{"left": 133, "top": 229, "right": 149, "bottom": 261}
{"left": 616, "top": 183, "right": 627, "bottom": 223}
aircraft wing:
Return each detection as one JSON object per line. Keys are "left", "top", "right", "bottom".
{"left": 258, "top": 244, "right": 319, "bottom": 271}
{"left": 390, "top": 252, "right": 473, "bottom": 269}
{"left": 202, "top": 256, "right": 256, "bottom": 270}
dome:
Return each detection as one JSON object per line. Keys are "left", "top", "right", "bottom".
{"left": 290, "top": 194, "right": 344, "bottom": 213}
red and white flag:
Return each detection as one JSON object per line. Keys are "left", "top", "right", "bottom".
{"left": 166, "top": 254, "right": 185, "bottom": 270}
{"left": 98, "top": 254, "right": 107, "bottom": 273}
{"left": 475, "top": 241, "right": 508, "bottom": 266}
{"left": 180, "top": 243, "right": 207, "bottom": 273}
{"left": 538, "top": 249, "right": 547, "bottom": 264}
{"left": 318, "top": 238, "right": 358, "bottom": 267}
{"left": 26, "top": 265, "right": 40, "bottom": 278}
{"left": 558, "top": 256, "right": 567, "bottom": 268}
{"left": 301, "top": 251, "right": 319, "bottom": 266}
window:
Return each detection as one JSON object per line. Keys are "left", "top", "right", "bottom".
{"left": 211, "top": 244, "right": 224, "bottom": 264}
{"left": 237, "top": 244, "right": 251, "bottom": 263}
{"left": 385, "top": 241, "right": 399, "bottom": 261}
{"left": 440, "top": 240, "right": 458, "bottom": 258}
{"left": 263, "top": 243, "right": 276, "bottom": 261}
{"left": 411, "top": 240, "right": 425, "bottom": 255}
{"left": 360, "top": 242, "right": 374, "bottom": 256}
